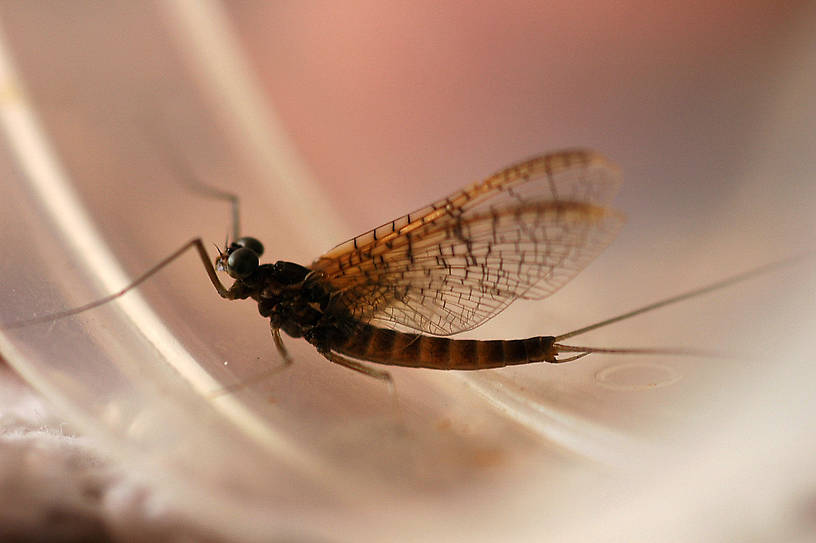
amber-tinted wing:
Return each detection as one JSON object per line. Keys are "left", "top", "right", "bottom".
{"left": 309, "top": 149, "right": 625, "bottom": 336}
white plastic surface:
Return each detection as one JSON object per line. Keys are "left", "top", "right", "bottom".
{"left": 0, "top": 3, "right": 815, "bottom": 542}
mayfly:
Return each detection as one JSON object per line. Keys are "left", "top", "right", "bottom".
{"left": 1, "top": 149, "right": 801, "bottom": 383}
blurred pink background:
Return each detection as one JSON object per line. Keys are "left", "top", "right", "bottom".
{"left": 226, "top": 1, "right": 810, "bottom": 239}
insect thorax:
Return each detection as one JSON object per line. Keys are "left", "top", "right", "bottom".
{"left": 231, "top": 261, "right": 340, "bottom": 343}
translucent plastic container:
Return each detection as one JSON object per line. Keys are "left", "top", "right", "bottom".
{"left": 1, "top": 3, "right": 815, "bottom": 541}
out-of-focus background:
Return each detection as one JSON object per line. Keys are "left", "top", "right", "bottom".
{"left": 0, "top": 2, "right": 814, "bottom": 542}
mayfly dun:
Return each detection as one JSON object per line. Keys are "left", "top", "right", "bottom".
{"left": 0, "top": 149, "right": 804, "bottom": 384}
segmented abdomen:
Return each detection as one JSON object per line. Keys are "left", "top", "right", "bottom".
{"left": 332, "top": 324, "right": 557, "bottom": 370}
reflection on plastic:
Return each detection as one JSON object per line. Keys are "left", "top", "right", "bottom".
{"left": 595, "top": 362, "right": 683, "bottom": 391}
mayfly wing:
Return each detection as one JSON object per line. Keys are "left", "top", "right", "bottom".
{"left": 309, "top": 149, "right": 626, "bottom": 336}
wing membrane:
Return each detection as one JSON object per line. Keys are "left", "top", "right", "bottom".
{"left": 310, "top": 149, "right": 625, "bottom": 335}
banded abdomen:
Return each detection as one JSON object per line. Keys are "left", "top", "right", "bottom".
{"left": 332, "top": 324, "right": 557, "bottom": 370}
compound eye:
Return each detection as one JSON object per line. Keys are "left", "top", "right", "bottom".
{"left": 227, "top": 247, "right": 259, "bottom": 279}
{"left": 234, "top": 236, "right": 264, "bottom": 257}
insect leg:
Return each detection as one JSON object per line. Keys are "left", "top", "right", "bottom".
{"left": 152, "top": 128, "right": 242, "bottom": 241}
{"left": 271, "top": 327, "right": 294, "bottom": 368}
{"left": 1, "top": 238, "right": 232, "bottom": 330}
{"left": 324, "top": 351, "right": 393, "bottom": 383}
{"left": 325, "top": 350, "right": 399, "bottom": 393}
{"left": 206, "top": 327, "right": 294, "bottom": 399}
{"left": 325, "top": 351, "right": 401, "bottom": 411}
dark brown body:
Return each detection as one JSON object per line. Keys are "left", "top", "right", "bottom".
{"left": 332, "top": 324, "right": 557, "bottom": 370}
{"left": 225, "top": 261, "right": 558, "bottom": 370}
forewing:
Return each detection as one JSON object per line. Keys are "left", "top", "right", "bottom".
{"left": 310, "top": 149, "right": 625, "bottom": 335}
